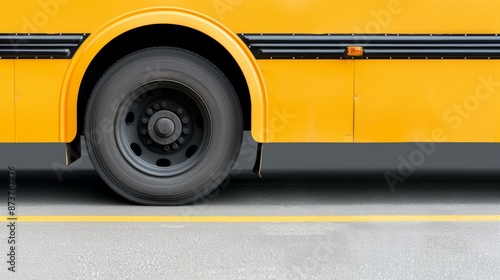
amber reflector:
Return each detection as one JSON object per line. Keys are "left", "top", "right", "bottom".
{"left": 347, "top": 46, "right": 364, "bottom": 57}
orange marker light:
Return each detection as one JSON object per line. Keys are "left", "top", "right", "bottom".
{"left": 347, "top": 46, "right": 364, "bottom": 57}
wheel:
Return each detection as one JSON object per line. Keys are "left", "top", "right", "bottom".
{"left": 84, "top": 47, "right": 243, "bottom": 205}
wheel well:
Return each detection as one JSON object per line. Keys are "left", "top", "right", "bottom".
{"left": 77, "top": 24, "right": 251, "bottom": 137}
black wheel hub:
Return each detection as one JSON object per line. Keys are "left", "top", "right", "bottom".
{"left": 115, "top": 80, "right": 210, "bottom": 176}
{"left": 139, "top": 100, "right": 192, "bottom": 153}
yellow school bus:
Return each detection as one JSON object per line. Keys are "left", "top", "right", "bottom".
{"left": 1, "top": 0, "right": 500, "bottom": 204}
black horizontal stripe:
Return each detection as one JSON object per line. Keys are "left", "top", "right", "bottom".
{"left": 0, "top": 34, "right": 88, "bottom": 59}
{"left": 239, "top": 34, "right": 500, "bottom": 59}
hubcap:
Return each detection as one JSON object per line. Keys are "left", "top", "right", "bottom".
{"left": 155, "top": 118, "right": 175, "bottom": 137}
{"left": 147, "top": 110, "right": 183, "bottom": 146}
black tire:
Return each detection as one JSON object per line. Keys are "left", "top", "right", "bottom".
{"left": 84, "top": 47, "right": 243, "bottom": 205}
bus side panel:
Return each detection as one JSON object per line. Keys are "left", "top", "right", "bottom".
{"left": 354, "top": 60, "right": 500, "bottom": 142}
{"left": 258, "top": 60, "right": 354, "bottom": 142}
{"left": 15, "top": 60, "right": 69, "bottom": 142}
{"left": 1, "top": 1, "right": 499, "bottom": 34}
{"left": 0, "top": 61, "right": 15, "bottom": 142}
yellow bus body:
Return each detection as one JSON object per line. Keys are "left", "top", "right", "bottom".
{"left": 2, "top": 0, "right": 500, "bottom": 143}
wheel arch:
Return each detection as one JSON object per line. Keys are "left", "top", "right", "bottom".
{"left": 60, "top": 7, "right": 267, "bottom": 143}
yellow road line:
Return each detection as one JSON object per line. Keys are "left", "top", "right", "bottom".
{"left": 2, "top": 215, "right": 500, "bottom": 223}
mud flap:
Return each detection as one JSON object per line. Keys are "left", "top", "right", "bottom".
{"left": 65, "top": 137, "right": 81, "bottom": 165}
{"left": 252, "top": 143, "right": 263, "bottom": 177}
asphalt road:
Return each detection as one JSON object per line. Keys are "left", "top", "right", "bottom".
{"left": 1, "top": 170, "right": 500, "bottom": 279}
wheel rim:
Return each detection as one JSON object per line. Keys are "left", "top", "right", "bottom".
{"left": 115, "top": 80, "right": 211, "bottom": 177}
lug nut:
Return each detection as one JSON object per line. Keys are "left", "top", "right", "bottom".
{"left": 147, "top": 109, "right": 154, "bottom": 116}
{"left": 164, "top": 145, "right": 171, "bottom": 152}
{"left": 142, "top": 118, "right": 148, "bottom": 125}
{"left": 147, "top": 139, "right": 153, "bottom": 145}
{"left": 181, "top": 117, "right": 189, "bottom": 124}
{"left": 176, "top": 108, "right": 183, "bottom": 115}
{"left": 153, "top": 103, "right": 160, "bottom": 110}
{"left": 172, "top": 143, "right": 179, "bottom": 150}
{"left": 141, "top": 129, "right": 147, "bottom": 135}
{"left": 183, "top": 128, "right": 190, "bottom": 135}
{"left": 178, "top": 137, "right": 185, "bottom": 144}
{"left": 161, "top": 101, "right": 168, "bottom": 109}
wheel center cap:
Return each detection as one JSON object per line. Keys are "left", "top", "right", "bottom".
{"left": 155, "top": 118, "right": 175, "bottom": 137}
{"left": 147, "top": 110, "right": 183, "bottom": 145}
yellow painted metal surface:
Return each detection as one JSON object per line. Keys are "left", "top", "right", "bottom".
{"left": 2, "top": 0, "right": 499, "bottom": 34}
{"left": 257, "top": 60, "right": 354, "bottom": 142}
{"left": 0, "top": 61, "right": 15, "bottom": 142}
{"left": 355, "top": 61, "right": 500, "bottom": 142}
{"left": 0, "top": 1, "right": 500, "bottom": 143}
{"left": 15, "top": 60, "right": 69, "bottom": 142}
